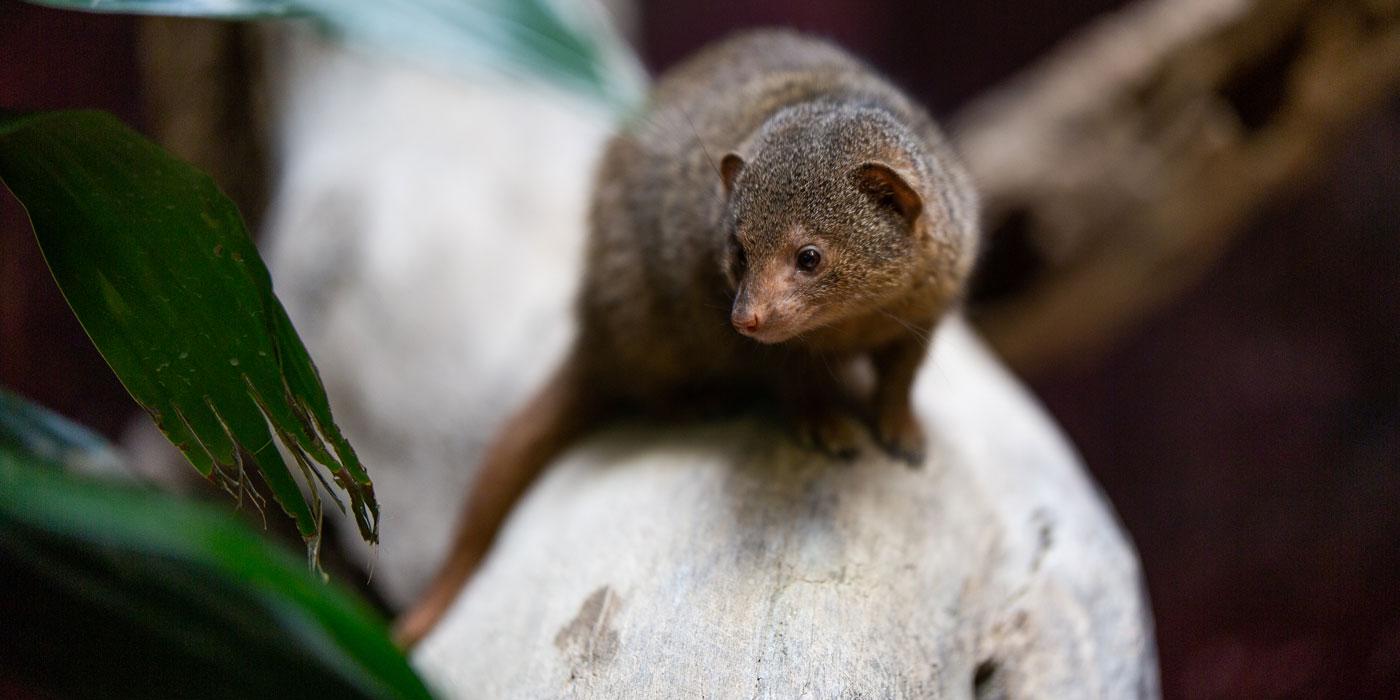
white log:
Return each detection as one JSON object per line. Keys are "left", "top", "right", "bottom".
{"left": 414, "top": 317, "right": 1158, "bottom": 698}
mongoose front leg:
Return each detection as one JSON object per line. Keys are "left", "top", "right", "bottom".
{"left": 780, "top": 360, "right": 865, "bottom": 461}
{"left": 872, "top": 335, "right": 929, "bottom": 466}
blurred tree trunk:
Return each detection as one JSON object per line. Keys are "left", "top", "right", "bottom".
{"left": 138, "top": 19, "right": 272, "bottom": 233}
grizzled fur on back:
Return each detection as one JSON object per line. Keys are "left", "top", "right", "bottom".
{"left": 579, "top": 28, "right": 979, "bottom": 406}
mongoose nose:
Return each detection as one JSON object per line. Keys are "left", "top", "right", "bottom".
{"left": 732, "top": 310, "right": 761, "bottom": 334}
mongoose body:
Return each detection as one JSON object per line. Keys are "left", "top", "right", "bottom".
{"left": 396, "top": 29, "right": 979, "bottom": 645}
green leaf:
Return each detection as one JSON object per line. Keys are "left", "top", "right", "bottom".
{"left": 0, "top": 109, "right": 376, "bottom": 556}
{"left": 0, "top": 397, "right": 433, "bottom": 700}
{"left": 23, "top": 0, "right": 646, "bottom": 110}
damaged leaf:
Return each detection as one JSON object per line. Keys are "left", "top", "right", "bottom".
{"left": 0, "top": 109, "right": 376, "bottom": 559}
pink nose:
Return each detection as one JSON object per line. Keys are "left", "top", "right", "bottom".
{"left": 732, "top": 310, "right": 761, "bottom": 334}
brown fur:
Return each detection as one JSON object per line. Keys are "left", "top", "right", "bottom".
{"left": 395, "top": 29, "right": 979, "bottom": 646}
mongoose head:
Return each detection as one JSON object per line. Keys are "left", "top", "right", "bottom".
{"left": 720, "top": 103, "right": 964, "bottom": 344}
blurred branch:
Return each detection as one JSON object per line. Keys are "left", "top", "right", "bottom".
{"left": 954, "top": 0, "right": 1400, "bottom": 372}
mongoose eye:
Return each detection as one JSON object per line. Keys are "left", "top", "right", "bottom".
{"left": 796, "top": 246, "right": 822, "bottom": 272}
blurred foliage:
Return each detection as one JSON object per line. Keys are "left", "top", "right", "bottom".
{"left": 0, "top": 388, "right": 125, "bottom": 473}
{"left": 0, "top": 110, "right": 376, "bottom": 556}
{"left": 0, "top": 393, "right": 433, "bottom": 699}
{"left": 24, "top": 0, "right": 646, "bottom": 109}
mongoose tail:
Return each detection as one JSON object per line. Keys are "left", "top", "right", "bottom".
{"left": 394, "top": 353, "right": 594, "bottom": 647}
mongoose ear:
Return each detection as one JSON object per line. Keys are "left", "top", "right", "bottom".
{"left": 852, "top": 162, "right": 923, "bottom": 224}
{"left": 720, "top": 153, "right": 746, "bottom": 194}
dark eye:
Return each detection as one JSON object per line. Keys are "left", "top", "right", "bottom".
{"left": 796, "top": 246, "right": 822, "bottom": 272}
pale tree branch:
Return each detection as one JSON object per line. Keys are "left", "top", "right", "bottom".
{"left": 954, "top": 0, "right": 1400, "bottom": 372}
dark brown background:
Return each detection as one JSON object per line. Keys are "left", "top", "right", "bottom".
{"left": 2, "top": 1, "right": 1397, "bottom": 697}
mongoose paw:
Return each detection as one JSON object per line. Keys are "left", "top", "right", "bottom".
{"left": 797, "top": 409, "right": 866, "bottom": 462}
{"left": 877, "top": 408, "right": 926, "bottom": 467}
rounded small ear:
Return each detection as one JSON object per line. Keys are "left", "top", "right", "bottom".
{"left": 720, "top": 153, "right": 745, "bottom": 193}
{"left": 852, "top": 162, "right": 923, "bottom": 224}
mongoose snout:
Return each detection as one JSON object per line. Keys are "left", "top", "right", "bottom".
{"left": 730, "top": 306, "right": 761, "bottom": 335}
{"left": 730, "top": 266, "right": 811, "bottom": 343}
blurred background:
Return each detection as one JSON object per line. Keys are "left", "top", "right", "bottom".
{"left": 2, "top": 0, "right": 1397, "bottom": 697}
